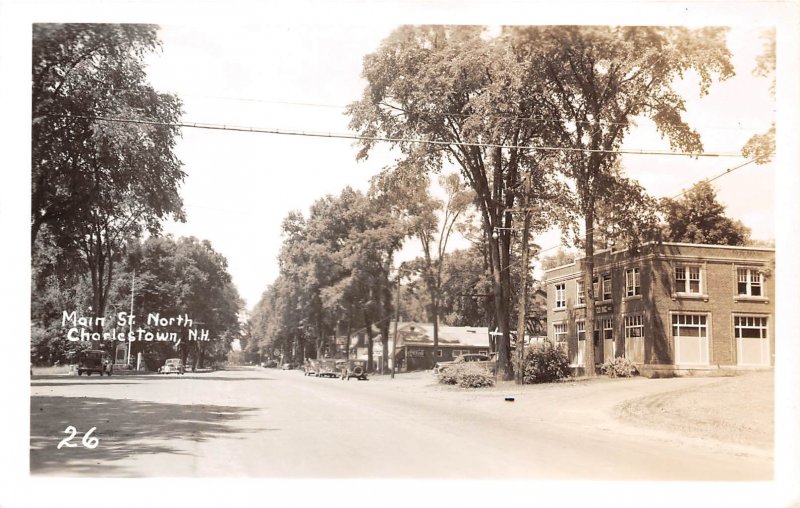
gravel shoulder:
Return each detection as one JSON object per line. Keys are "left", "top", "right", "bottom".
{"left": 615, "top": 370, "right": 774, "bottom": 449}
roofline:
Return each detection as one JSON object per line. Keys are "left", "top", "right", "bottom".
{"left": 542, "top": 241, "right": 774, "bottom": 273}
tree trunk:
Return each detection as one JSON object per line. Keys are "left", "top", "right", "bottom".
{"left": 431, "top": 297, "right": 439, "bottom": 370}
{"left": 364, "top": 313, "right": 374, "bottom": 373}
{"left": 489, "top": 233, "right": 512, "bottom": 380}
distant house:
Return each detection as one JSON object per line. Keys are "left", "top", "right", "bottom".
{"left": 344, "top": 322, "right": 491, "bottom": 372}
{"left": 392, "top": 322, "right": 491, "bottom": 371}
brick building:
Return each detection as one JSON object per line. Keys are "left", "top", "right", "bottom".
{"left": 544, "top": 242, "right": 775, "bottom": 376}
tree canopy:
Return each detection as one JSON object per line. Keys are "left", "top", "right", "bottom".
{"left": 32, "top": 24, "right": 186, "bottom": 325}
{"left": 660, "top": 180, "right": 751, "bottom": 246}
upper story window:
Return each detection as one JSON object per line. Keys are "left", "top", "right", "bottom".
{"left": 555, "top": 283, "right": 566, "bottom": 308}
{"left": 675, "top": 265, "right": 701, "bottom": 294}
{"left": 602, "top": 273, "right": 612, "bottom": 301}
{"left": 737, "top": 268, "right": 763, "bottom": 297}
{"left": 625, "top": 268, "right": 641, "bottom": 297}
{"left": 576, "top": 279, "right": 585, "bottom": 305}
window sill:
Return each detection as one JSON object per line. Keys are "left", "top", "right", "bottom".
{"left": 623, "top": 294, "right": 642, "bottom": 302}
{"left": 671, "top": 293, "right": 709, "bottom": 302}
{"left": 553, "top": 307, "right": 566, "bottom": 312}
{"left": 734, "top": 296, "right": 770, "bottom": 304}
{"left": 596, "top": 298, "right": 612, "bottom": 304}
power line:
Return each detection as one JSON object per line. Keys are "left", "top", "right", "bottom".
{"left": 48, "top": 113, "right": 744, "bottom": 158}
{"left": 80, "top": 88, "right": 770, "bottom": 132}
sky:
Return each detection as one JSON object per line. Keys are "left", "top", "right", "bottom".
{"left": 141, "top": 24, "right": 776, "bottom": 310}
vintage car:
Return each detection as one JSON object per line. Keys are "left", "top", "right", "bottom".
{"left": 434, "top": 353, "right": 496, "bottom": 375}
{"left": 318, "top": 359, "right": 344, "bottom": 378}
{"left": 76, "top": 350, "right": 113, "bottom": 376}
{"left": 303, "top": 359, "right": 320, "bottom": 376}
{"left": 159, "top": 358, "right": 185, "bottom": 375}
{"left": 340, "top": 359, "right": 368, "bottom": 381}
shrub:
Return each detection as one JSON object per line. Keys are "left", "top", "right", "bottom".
{"left": 600, "top": 356, "right": 638, "bottom": 378}
{"left": 513, "top": 342, "right": 571, "bottom": 384}
{"left": 437, "top": 362, "right": 495, "bottom": 388}
{"left": 438, "top": 365, "right": 460, "bottom": 385}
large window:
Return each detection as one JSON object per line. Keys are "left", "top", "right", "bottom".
{"left": 576, "top": 320, "right": 586, "bottom": 341}
{"left": 734, "top": 315, "right": 768, "bottom": 339}
{"left": 675, "top": 265, "right": 701, "bottom": 294}
{"left": 737, "top": 268, "right": 763, "bottom": 297}
{"left": 576, "top": 279, "right": 585, "bottom": 305}
{"left": 555, "top": 283, "right": 566, "bottom": 308}
{"left": 625, "top": 268, "right": 641, "bottom": 297}
{"left": 672, "top": 314, "right": 707, "bottom": 337}
{"left": 624, "top": 315, "right": 643, "bottom": 339}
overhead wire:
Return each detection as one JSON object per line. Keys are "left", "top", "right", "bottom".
{"left": 78, "top": 87, "right": 769, "bottom": 132}
{"left": 47, "top": 112, "right": 744, "bottom": 158}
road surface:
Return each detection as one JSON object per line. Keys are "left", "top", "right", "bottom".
{"left": 30, "top": 367, "right": 772, "bottom": 479}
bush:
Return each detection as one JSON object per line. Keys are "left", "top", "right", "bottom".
{"left": 600, "top": 356, "right": 638, "bottom": 378}
{"left": 437, "top": 362, "right": 495, "bottom": 388}
{"left": 438, "top": 365, "right": 459, "bottom": 385}
{"left": 514, "top": 342, "right": 571, "bottom": 384}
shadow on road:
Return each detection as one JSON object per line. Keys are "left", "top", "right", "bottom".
{"left": 31, "top": 382, "right": 139, "bottom": 387}
{"left": 31, "top": 396, "right": 260, "bottom": 476}
{"left": 32, "top": 375, "right": 277, "bottom": 382}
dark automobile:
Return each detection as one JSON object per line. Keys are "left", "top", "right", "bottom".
{"left": 76, "top": 350, "right": 113, "bottom": 376}
{"left": 158, "top": 358, "right": 185, "bottom": 374}
{"left": 340, "top": 359, "right": 368, "bottom": 381}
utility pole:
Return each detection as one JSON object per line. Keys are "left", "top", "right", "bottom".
{"left": 514, "top": 176, "right": 533, "bottom": 385}
{"left": 391, "top": 270, "right": 401, "bottom": 379}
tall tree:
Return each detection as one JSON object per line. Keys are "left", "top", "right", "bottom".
{"left": 372, "top": 167, "right": 475, "bottom": 368}
{"left": 32, "top": 24, "right": 185, "bottom": 326}
{"left": 128, "top": 236, "right": 242, "bottom": 370}
{"left": 509, "top": 26, "right": 734, "bottom": 375}
{"left": 348, "top": 26, "right": 564, "bottom": 380}
{"left": 660, "top": 180, "right": 750, "bottom": 245}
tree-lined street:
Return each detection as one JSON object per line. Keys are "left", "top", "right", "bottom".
{"left": 31, "top": 368, "right": 772, "bottom": 479}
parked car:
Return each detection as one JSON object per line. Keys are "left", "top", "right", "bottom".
{"left": 434, "top": 353, "right": 496, "bottom": 375}
{"left": 261, "top": 359, "right": 278, "bottom": 368}
{"left": 304, "top": 359, "right": 320, "bottom": 376}
{"left": 340, "top": 359, "right": 368, "bottom": 381}
{"left": 317, "top": 358, "right": 343, "bottom": 378}
{"left": 76, "top": 350, "right": 113, "bottom": 376}
{"left": 281, "top": 362, "right": 295, "bottom": 370}
{"left": 159, "top": 358, "right": 185, "bottom": 375}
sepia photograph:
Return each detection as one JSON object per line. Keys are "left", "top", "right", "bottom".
{"left": 2, "top": 0, "right": 799, "bottom": 506}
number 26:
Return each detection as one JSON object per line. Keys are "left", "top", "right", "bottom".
{"left": 57, "top": 426, "right": 98, "bottom": 449}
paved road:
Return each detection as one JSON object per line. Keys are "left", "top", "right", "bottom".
{"left": 30, "top": 367, "right": 772, "bottom": 479}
